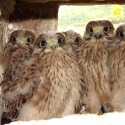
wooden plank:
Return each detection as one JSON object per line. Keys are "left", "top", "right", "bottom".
{"left": 20, "top": 0, "right": 125, "bottom": 4}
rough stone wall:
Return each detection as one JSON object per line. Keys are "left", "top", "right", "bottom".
{"left": 8, "top": 1, "right": 59, "bottom": 36}
{"left": 0, "top": 0, "right": 15, "bottom": 65}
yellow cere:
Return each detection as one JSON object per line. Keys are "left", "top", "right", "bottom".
{"left": 17, "top": 39, "right": 26, "bottom": 45}
{"left": 47, "top": 41, "right": 57, "bottom": 47}
{"left": 94, "top": 28, "right": 103, "bottom": 34}
{"left": 67, "top": 38, "right": 74, "bottom": 41}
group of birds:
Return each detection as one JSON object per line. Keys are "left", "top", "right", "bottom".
{"left": 1, "top": 19, "right": 125, "bottom": 124}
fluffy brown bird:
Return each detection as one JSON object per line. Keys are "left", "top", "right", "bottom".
{"left": 108, "top": 24, "right": 125, "bottom": 112}
{"left": 17, "top": 31, "right": 86, "bottom": 121}
{"left": 62, "top": 30, "right": 83, "bottom": 51}
{"left": 1, "top": 30, "right": 36, "bottom": 124}
{"left": 77, "top": 20, "right": 115, "bottom": 114}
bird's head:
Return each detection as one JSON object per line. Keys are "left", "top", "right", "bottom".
{"left": 84, "top": 20, "right": 114, "bottom": 42}
{"left": 63, "top": 30, "right": 82, "bottom": 47}
{"left": 33, "top": 32, "right": 69, "bottom": 54}
{"left": 114, "top": 24, "right": 125, "bottom": 45}
{"left": 8, "top": 30, "right": 35, "bottom": 48}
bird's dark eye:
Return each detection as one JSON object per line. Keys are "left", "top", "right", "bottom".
{"left": 58, "top": 38, "right": 64, "bottom": 46}
{"left": 40, "top": 40, "right": 47, "bottom": 48}
{"left": 75, "top": 37, "right": 80, "bottom": 43}
{"left": 89, "top": 27, "right": 93, "bottom": 34}
{"left": 119, "top": 32, "right": 124, "bottom": 39}
{"left": 103, "top": 27, "right": 109, "bottom": 33}
{"left": 12, "top": 37, "right": 16, "bottom": 44}
{"left": 26, "top": 37, "right": 32, "bottom": 44}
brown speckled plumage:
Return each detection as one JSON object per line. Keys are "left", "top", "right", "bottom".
{"left": 1, "top": 30, "right": 36, "bottom": 123}
{"left": 108, "top": 24, "right": 125, "bottom": 112}
{"left": 77, "top": 20, "right": 114, "bottom": 114}
{"left": 17, "top": 32, "right": 86, "bottom": 121}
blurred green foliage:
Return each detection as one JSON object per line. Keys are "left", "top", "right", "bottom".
{"left": 111, "top": 5, "right": 124, "bottom": 21}
{"left": 58, "top": 5, "right": 125, "bottom": 34}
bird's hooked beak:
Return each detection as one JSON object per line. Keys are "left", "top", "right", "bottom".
{"left": 67, "top": 38, "right": 74, "bottom": 46}
{"left": 93, "top": 29, "right": 103, "bottom": 39}
{"left": 48, "top": 41, "right": 57, "bottom": 50}
{"left": 17, "top": 39, "right": 25, "bottom": 47}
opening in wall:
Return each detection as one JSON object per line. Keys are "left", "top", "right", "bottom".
{"left": 58, "top": 5, "right": 125, "bottom": 35}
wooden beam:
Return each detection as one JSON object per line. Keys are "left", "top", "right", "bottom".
{"left": 20, "top": 0, "right": 125, "bottom": 4}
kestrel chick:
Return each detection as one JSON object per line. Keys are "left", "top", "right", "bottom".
{"left": 77, "top": 20, "right": 115, "bottom": 114}
{"left": 1, "top": 30, "right": 36, "bottom": 124}
{"left": 108, "top": 24, "right": 125, "bottom": 112}
{"left": 2, "top": 30, "right": 35, "bottom": 81}
{"left": 62, "top": 30, "right": 82, "bottom": 50}
{"left": 17, "top": 31, "right": 86, "bottom": 121}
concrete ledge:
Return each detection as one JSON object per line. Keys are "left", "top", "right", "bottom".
{"left": 6, "top": 112, "right": 125, "bottom": 125}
